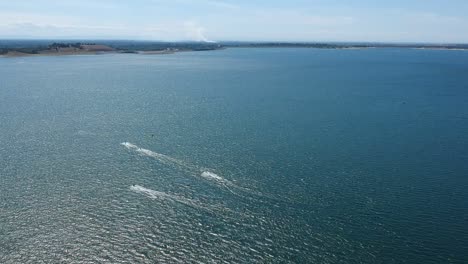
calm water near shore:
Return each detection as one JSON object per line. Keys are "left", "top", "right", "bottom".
{"left": 1, "top": 48, "right": 467, "bottom": 263}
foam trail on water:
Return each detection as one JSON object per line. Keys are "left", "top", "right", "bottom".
{"left": 121, "top": 142, "right": 192, "bottom": 169}
{"left": 130, "top": 185, "right": 204, "bottom": 210}
{"left": 122, "top": 143, "right": 222, "bottom": 182}
{"left": 121, "top": 142, "right": 138, "bottom": 149}
{"left": 201, "top": 171, "right": 228, "bottom": 182}
{"left": 130, "top": 185, "right": 261, "bottom": 222}
{"left": 200, "top": 169, "right": 291, "bottom": 203}
{"left": 130, "top": 185, "right": 171, "bottom": 199}
{"left": 122, "top": 142, "right": 268, "bottom": 199}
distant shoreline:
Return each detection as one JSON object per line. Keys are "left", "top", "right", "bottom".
{"left": 4, "top": 51, "right": 176, "bottom": 58}
{"left": 1, "top": 41, "right": 468, "bottom": 58}
{"left": 0, "top": 49, "right": 213, "bottom": 58}
{"left": 413, "top": 47, "right": 468, "bottom": 51}
{"left": 0, "top": 41, "right": 225, "bottom": 58}
{"left": 2, "top": 50, "right": 118, "bottom": 58}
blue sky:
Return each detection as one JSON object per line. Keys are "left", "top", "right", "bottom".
{"left": 0, "top": 0, "right": 467, "bottom": 42}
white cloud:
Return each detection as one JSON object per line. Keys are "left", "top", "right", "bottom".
{"left": 1, "top": 4, "right": 468, "bottom": 42}
{"left": 0, "top": 11, "right": 215, "bottom": 41}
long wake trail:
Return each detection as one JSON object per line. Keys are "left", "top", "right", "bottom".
{"left": 122, "top": 142, "right": 240, "bottom": 189}
{"left": 129, "top": 185, "right": 261, "bottom": 221}
{"left": 121, "top": 142, "right": 286, "bottom": 202}
{"left": 121, "top": 142, "right": 191, "bottom": 170}
{"left": 130, "top": 185, "right": 206, "bottom": 210}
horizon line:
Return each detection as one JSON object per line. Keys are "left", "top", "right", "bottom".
{"left": 1, "top": 38, "right": 468, "bottom": 45}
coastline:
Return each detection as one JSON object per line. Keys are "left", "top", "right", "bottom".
{"left": 0, "top": 41, "right": 224, "bottom": 58}
{"left": 2, "top": 45, "right": 468, "bottom": 58}
{"left": 2, "top": 50, "right": 118, "bottom": 58}
{"left": 0, "top": 48, "right": 226, "bottom": 58}
{"left": 413, "top": 47, "right": 468, "bottom": 51}
{"left": 1, "top": 50, "right": 180, "bottom": 58}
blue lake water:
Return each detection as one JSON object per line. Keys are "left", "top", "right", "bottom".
{"left": 1, "top": 48, "right": 468, "bottom": 263}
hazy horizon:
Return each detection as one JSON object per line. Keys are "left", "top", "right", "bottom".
{"left": 1, "top": 0, "right": 468, "bottom": 43}
{"left": 1, "top": 38, "right": 468, "bottom": 45}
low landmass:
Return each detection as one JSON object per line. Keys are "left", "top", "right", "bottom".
{"left": 1, "top": 40, "right": 467, "bottom": 57}
{"left": 223, "top": 42, "right": 468, "bottom": 50}
{"left": 0, "top": 40, "right": 224, "bottom": 57}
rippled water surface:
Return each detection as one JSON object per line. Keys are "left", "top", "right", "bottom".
{"left": 1, "top": 48, "right": 468, "bottom": 263}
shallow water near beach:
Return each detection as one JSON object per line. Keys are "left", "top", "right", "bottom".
{"left": 1, "top": 48, "right": 468, "bottom": 263}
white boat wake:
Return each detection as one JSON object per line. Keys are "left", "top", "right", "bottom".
{"left": 129, "top": 185, "right": 262, "bottom": 222}
{"left": 121, "top": 142, "right": 283, "bottom": 202}
{"left": 122, "top": 142, "right": 237, "bottom": 187}
{"left": 130, "top": 185, "right": 204, "bottom": 209}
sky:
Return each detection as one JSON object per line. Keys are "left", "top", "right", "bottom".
{"left": 0, "top": 0, "right": 468, "bottom": 43}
